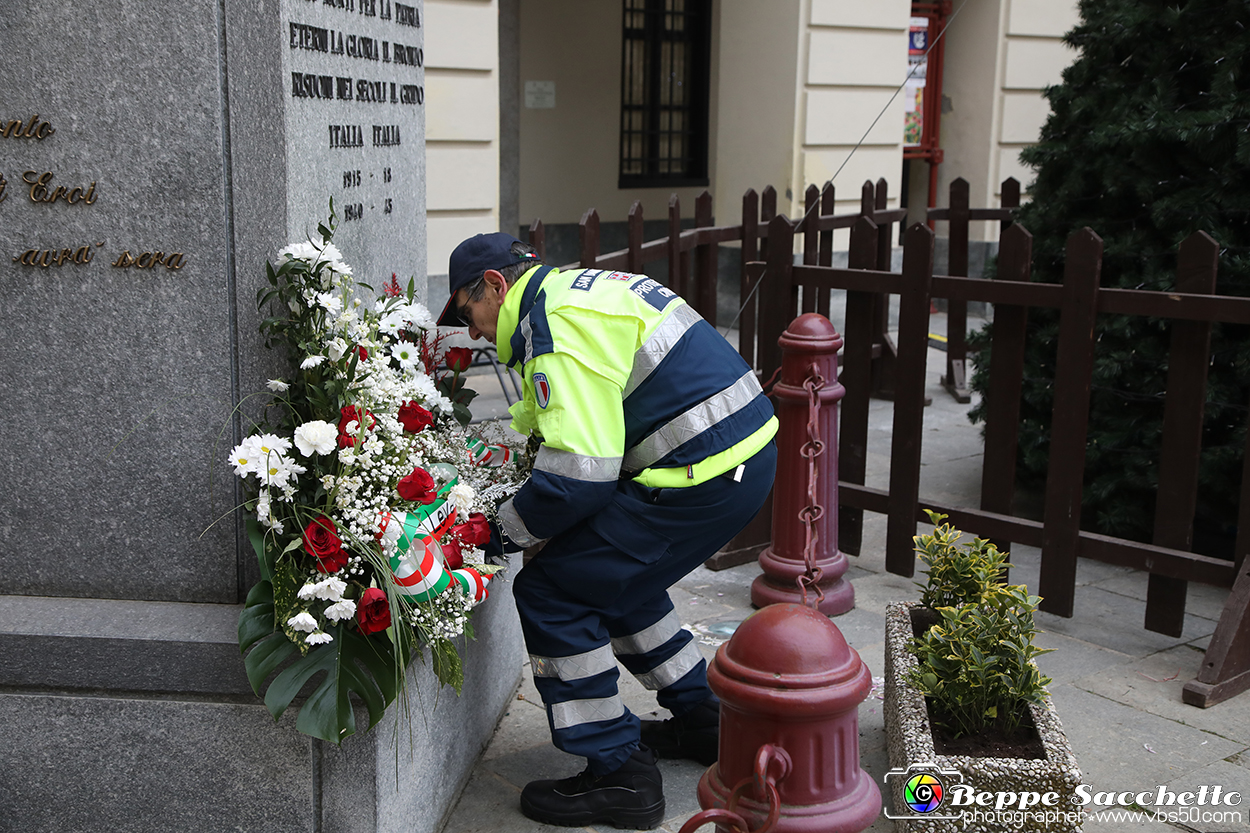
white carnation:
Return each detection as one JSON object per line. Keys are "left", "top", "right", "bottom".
{"left": 294, "top": 420, "right": 338, "bottom": 456}
{"left": 449, "top": 483, "right": 475, "bottom": 515}
{"left": 326, "top": 337, "right": 349, "bottom": 361}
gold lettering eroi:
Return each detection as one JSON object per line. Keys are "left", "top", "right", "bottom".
{"left": 23, "top": 171, "right": 97, "bottom": 205}
{"left": 13, "top": 243, "right": 101, "bottom": 268}
{"left": 1, "top": 114, "right": 55, "bottom": 140}
{"left": 112, "top": 250, "right": 187, "bottom": 270}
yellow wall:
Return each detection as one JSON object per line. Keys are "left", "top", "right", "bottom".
{"left": 425, "top": 0, "right": 500, "bottom": 274}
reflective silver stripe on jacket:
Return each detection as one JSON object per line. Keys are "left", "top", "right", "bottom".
{"left": 519, "top": 315, "right": 536, "bottom": 365}
{"left": 636, "top": 641, "right": 704, "bottom": 691}
{"left": 622, "top": 370, "right": 764, "bottom": 473}
{"left": 498, "top": 497, "right": 546, "bottom": 548}
{"left": 534, "top": 445, "right": 622, "bottom": 482}
{"left": 549, "top": 695, "right": 626, "bottom": 730}
{"left": 611, "top": 610, "right": 681, "bottom": 656}
{"left": 623, "top": 303, "right": 702, "bottom": 398}
{"left": 530, "top": 644, "right": 617, "bottom": 681}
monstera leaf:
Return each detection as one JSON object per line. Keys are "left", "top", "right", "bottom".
{"left": 238, "top": 580, "right": 402, "bottom": 743}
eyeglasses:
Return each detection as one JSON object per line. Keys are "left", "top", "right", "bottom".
{"left": 455, "top": 298, "right": 473, "bottom": 328}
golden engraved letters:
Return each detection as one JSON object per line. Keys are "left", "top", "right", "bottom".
{"left": 112, "top": 250, "right": 187, "bottom": 270}
{"left": 1, "top": 114, "right": 55, "bottom": 140}
{"left": 13, "top": 244, "right": 99, "bottom": 267}
{"left": 23, "top": 171, "right": 97, "bottom": 205}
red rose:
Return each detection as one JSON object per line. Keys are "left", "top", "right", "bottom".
{"left": 303, "top": 516, "right": 348, "bottom": 573}
{"left": 452, "top": 512, "right": 492, "bottom": 547}
{"left": 441, "top": 537, "right": 463, "bottom": 570}
{"left": 356, "top": 587, "right": 391, "bottom": 635}
{"left": 337, "top": 405, "right": 376, "bottom": 448}
{"left": 445, "top": 346, "right": 473, "bottom": 374}
{"left": 398, "top": 467, "right": 437, "bottom": 504}
{"left": 397, "top": 401, "right": 434, "bottom": 433}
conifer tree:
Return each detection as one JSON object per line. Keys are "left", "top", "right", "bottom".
{"left": 969, "top": 0, "right": 1250, "bottom": 548}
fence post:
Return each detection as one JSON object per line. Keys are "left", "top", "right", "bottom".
{"left": 627, "top": 200, "right": 644, "bottom": 274}
{"left": 579, "top": 208, "right": 600, "bottom": 268}
{"left": 942, "top": 178, "right": 972, "bottom": 403}
{"left": 668, "top": 194, "right": 683, "bottom": 296}
{"left": 1001, "top": 177, "right": 1021, "bottom": 229}
{"left": 1038, "top": 228, "right": 1104, "bottom": 618}
{"left": 528, "top": 218, "right": 545, "bottom": 261}
{"left": 1146, "top": 231, "right": 1220, "bottom": 636}
{"left": 838, "top": 215, "right": 879, "bottom": 558}
{"left": 885, "top": 223, "right": 935, "bottom": 576}
{"left": 758, "top": 214, "right": 794, "bottom": 385}
{"left": 864, "top": 180, "right": 898, "bottom": 398}
{"left": 978, "top": 222, "right": 1033, "bottom": 570}
{"left": 802, "top": 184, "right": 820, "bottom": 315}
{"left": 817, "top": 182, "right": 835, "bottom": 318}
{"left": 695, "top": 190, "right": 717, "bottom": 325}
{"left": 760, "top": 185, "right": 777, "bottom": 272}
{"left": 739, "top": 189, "right": 760, "bottom": 372}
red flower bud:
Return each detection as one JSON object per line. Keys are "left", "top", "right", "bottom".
{"left": 445, "top": 346, "right": 473, "bottom": 374}
{"left": 398, "top": 466, "right": 437, "bottom": 504}
{"left": 397, "top": 401, "right": 434, "bottom": 433}
{"left": 356, "top": 587, "right": 392, "bottom": 635}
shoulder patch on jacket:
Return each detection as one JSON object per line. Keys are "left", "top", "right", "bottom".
{"left": 629, "top": 277, "right": 679, "bottom": 312}
{"left": 533, "top": 372, "right": 552, "bottom": 409}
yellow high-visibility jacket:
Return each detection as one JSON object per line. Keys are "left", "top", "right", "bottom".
{"left": 495, "top": 264, "right": 777, "bottom": 547}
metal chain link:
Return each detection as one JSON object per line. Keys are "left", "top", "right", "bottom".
{"left": 797, "top": 363, "right": 826, "bottom": 609}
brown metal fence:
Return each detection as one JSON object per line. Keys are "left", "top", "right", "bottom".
{"left": 528, "top": 178, "right": 1250, "bottom": 707}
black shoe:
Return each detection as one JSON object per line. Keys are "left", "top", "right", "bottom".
{"left": 639, "top": 698, "right": 719, "bottom": 766}
{"left": 519, "top": 746, "right": 665, "bottom": 830}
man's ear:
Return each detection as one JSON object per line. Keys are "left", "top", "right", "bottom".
{"left": 484, "top": 269, "right": 509, "bottom": 300}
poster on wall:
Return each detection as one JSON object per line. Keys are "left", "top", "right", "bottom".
{"left": 904, "top": 16, "right": 927, "bottom": 146}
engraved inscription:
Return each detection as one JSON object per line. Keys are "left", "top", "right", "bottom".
{"left": 112, "top": 250, "right": 187, "bottom": 270}
{"left": 373, "top": 125, "right": 400, "bottom": 147}
{"left": 13, "top": 243, "right": 101, "bottom": 268}
{"left": 0, "top": 173, "right": 6, "bottom": 203}
{"left": 392, "top": 42, "right": 422, "bottom": 67}
{"left": 23, "top": 171, "right": 97, "bottom": 205}
{"left": 329, "top": 124, "right": 364, "bottom": 148}
{"left": 290, "top": 22, "right": 329, "bottom": 52}
{"left": 343, "top": 170, "right": 362, "bottom": 188}
{"left": 1, "top": 114, "right": 55, "bottom": 140}
{"left": 343, "top": 203, "right": 364, "bottom": 222}
{"left": 293, "top": 72, "right": 335, "bottom": 99}
{"left": 395, "top": 3, "right": 419, "bottom": 27}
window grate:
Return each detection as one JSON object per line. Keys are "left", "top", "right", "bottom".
{"left": 619, "top": 0, "right": 710, "bottom": 188}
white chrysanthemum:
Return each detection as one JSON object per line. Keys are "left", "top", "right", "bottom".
{"left": 254, "top": 434, "right": 291, "bottom": 457}
{"left": 324, "top": 600, "right": 357, "bottom": 622}
{"left": 317, "top": 292, "right": 344, "bottom": 317}
{"left": 294, "top": 420, "right": 338, "bottom": 456}
{"left": 325, "top": 337, "right": 349, "bottom": 361}
{"left": 449, "top": 483, "right": 475, "bottom": 515}
{"left": 297, "top": 577, "right": 348, "bottom": 601}
{"left": 278, "top": 241, "right": 320, "bottom": 261}
{"left": 287, "top": 611, "right": 318, "bottom": 632}
{"left": 229, "top": 436, "right": 262, "bottom": 476}
{"left": 305, "top": 631, "right": 334, "bottom": 645}
{"left": 267, "top": 379, "right": 290, "bottom": 392}
{"left": 258, "top": 452, "right": 306, "bottom": 487}
{"left": 301, "top": 354, "right": 327, "bottom": 369}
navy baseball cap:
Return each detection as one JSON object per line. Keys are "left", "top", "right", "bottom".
{"left": 437, "top": 232, "right": 538, "bottom": 326}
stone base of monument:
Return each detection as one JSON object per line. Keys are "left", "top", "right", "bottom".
{"left": 0, "top": 557, "right": 524, "bottom": 833}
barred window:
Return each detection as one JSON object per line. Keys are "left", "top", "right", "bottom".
{"left": 619, "top": 0, "right": 711, "bottom": 188}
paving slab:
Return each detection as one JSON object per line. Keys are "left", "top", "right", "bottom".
{"left": 1036, "top": 585, "right": 1219, "bottom": 658}
{"left": 1070, "top": 645, "right": 1250, "bottom": 745}
{"left": 1049, "top": 684, "right": 1244, "bottom": 794}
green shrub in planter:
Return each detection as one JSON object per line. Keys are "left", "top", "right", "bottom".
{"left": 908, "top": 584, "right": 1053, "bottom": 739}
{"left": 913, "top": 510, "right": 1010, "bottom": 609}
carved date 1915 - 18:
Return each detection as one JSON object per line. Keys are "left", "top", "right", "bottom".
{"left": 23, "top": 171, "right": 98, "bottom": 206}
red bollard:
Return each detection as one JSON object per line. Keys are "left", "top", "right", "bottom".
{"left": 681, "top": 604, "right": 881, "bottom": 833}
{"left": 752, "top": 313, "right": 853, "bottom": 616}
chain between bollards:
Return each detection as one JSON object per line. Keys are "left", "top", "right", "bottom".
{"left": 796, "top": 363, "right": 826, "bottom": 610}
{"left": 678, "top": 745, "right": 792, "bottom": 833}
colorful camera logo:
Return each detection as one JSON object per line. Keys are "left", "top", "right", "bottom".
{"left": 904, "top": 771, "right": 945, "bottom": 813}
{"left": 883, "top": 763, "right": 964, "bottom": 820}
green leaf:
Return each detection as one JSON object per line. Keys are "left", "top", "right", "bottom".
{"left": 262, "top": 624, "right": 400, "bottom": 743}
{"left": 246, "top": 516, "right": 275, "bottom": 581}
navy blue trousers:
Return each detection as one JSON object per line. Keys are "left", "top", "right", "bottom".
{"left": 513, "top": 442, "right": 776, "bottom": 774}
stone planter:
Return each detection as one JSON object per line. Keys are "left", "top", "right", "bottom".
{"left": 883, "top": 602, "right": 1083, "bottom": 832}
